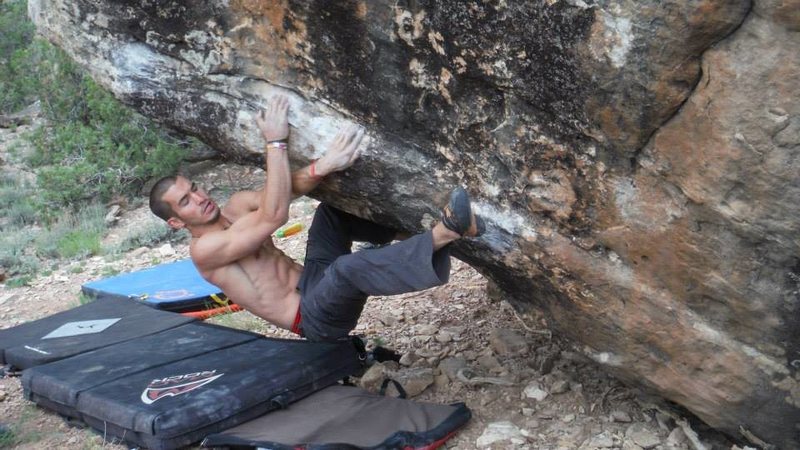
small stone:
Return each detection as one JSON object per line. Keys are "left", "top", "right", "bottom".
{"left": 489, "top": 366, "right": 506, "bottom": 376}
{"left": 611, "top": 410, "right": 633, "bottom": 422}
{"left": 539, "top": 352, "right": 558, "bottom": 374}
{"left": 382, "top": 361, "right": 400, "bottom": 371}
{"left": 622, "top": 441, "right": 644, "bottom": 450}
{"left": 389, "top": 367, "right": 434, "bottom": 397}
{"left": 626, "top": 423, "right": 661, "bottom": 449}
{"left": 582, "top": 431, "right": 615, "bottom": 449}
{"left": 489, "top": 328, "right": 529, "bottom": 356}
{"left": 476, "top": 421, "right": 526, "bottom": 447}
{"left": 433, "top": 373, "right": 449, "bottom": 390}
{"left": 525, "top": 418, "right": 540, "bottom": 429}
{"left": 411, "top": 335, "right": 431, "bottom": 346}
{"left": 477, "top": 354, "right": 502, "bottom": 370}
{"left": 414, "top": 324, "right": 438, "bottom": 336}
{"left": 0, "top": 391, "right": 6, "bottom": 401}
{"left": 399, "top": 352, "right": 418, "bottom": 366}
{"left": 480, "top": 391, "right": 499, "bottom": 406}
{"left": 131, "top": 246, "right": 149, "bottom": 257}
{"left": 438, "top": 357, "right": 469, "bottom": 381}
{"left": 656, "top": 412, "right": 673, "bottom": 431}
{"left": 562, "top": 414, "right": 575, "bottom": 423}
{"left": 378, "top": 313, "right": 398, "bottom": 326}
{"left": 104, "top": 204, "right": 121, "bottom": 224}
{"left": 769, "top": 107, "right": 787, "bottom": 116}
{"left": 440, "top": 325, "right": 465, "bottom": 340}
{"left": 550, "top": 379, "right": 570, "bottom": 394}
{"left": 435, "top": 331, "right": 453, "bottom": 343}
{"left": 522, "top": 407, "right": 536, "bottom": 417}
{"left": 461, "top": 350, "right": 478, "bottom": 361}
{"left": 666, "top": 427, "right": 688, "bottom": 449}
{"left": 358, "top": 363, "right": 387, "bottom": 392}
{"left": 158, "top": 243, "right": 176, "bottom": 257}
{"left": 523, "top": 382, "right": 549, "bottom": 402}
{"left": 0, "top": 293, "right": 18, "bottom": 305}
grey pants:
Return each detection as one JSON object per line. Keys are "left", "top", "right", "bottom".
{"left": 297, "top": 204, "right": 451, "bottom": 342}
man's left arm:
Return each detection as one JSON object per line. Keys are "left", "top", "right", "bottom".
{"left": 224, "top": 164, "right": 318, "bottom": 217}
{"left": 290, "top": 125, "right": 364, "bottom": 196}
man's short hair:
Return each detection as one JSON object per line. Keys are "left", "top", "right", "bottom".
{"left": 149, "top": 176, "right": 178, "bottom": 222}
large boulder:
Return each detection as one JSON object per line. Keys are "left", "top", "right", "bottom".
{"left": 29, "top": 0, "right": 798, "bottom": 447}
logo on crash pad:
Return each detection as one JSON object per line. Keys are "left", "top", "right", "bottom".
{"left": 141, "top": 370, "right": 223, "bottom": 405}
{"left": 152, "top": 289, "right": 193, "bottom": 300}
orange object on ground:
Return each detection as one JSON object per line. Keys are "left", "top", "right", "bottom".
{"left": 276, "top": 223, "right": 303, "bottom": 238}
{"left": 181, "top": 304, "right": 242, "bottom": 320}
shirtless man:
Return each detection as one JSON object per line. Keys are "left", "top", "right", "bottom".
{"left": 149, "top": 95, "right": 484, "bottom": 342}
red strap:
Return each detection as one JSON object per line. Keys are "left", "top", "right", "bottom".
{"left": 309, "top": 159, "right": 323, "bottom": 181}
{"left": 290, "top": 306, "right": 302, "bottom": 335}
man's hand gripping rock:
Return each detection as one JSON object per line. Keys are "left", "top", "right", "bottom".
{"left": 314, "top": 125, "right": 364, "bottom": 177}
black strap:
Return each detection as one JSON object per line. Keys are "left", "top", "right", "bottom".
{"left": 60, "top": 414, "right": 87, "bottom": 429}
{"left": 371, "top": 346, "right": 402, "bottom": 363}
{"left": 270, "top": 392, "right": 291, "bottom": 409}
{"left": 350, "top": 335, "right": 368, "bottom": 364}
{"left": 379, "top": 378, "right": 407, "bottom": 399}
{"left": 2, "top": 365, "right": 21, "bottom": 378}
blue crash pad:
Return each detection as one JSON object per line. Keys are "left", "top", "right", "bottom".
{"left": 81, "top": 259, "right": 228, "bottom": 312}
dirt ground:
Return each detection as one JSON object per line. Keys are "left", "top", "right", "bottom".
{"left": 0, "top": 127, "right": 744, "bottom": 449}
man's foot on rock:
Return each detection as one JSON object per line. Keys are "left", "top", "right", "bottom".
{"left": 441, "top": 187, "right": 485, "bottom": 238}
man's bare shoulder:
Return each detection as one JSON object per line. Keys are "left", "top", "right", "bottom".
{"left": 223, "top": 190, "right": 260, "bottom": 220}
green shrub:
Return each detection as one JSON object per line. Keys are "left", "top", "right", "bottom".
{"left": 6, "top": 275, "right": 33, "bottom": 288}
{"left": 0, "top": 0, "right": 36, "bottom": 114}
{"left": 3, "top": 1, "right": 191, "bottom": 214}
{"left": 22, "top": 44, "right": 189, "bottom": 207}
{"left": 0, "top": 173, "right": 39, "bottom": 227}
{"left": 110, "top": 220, "right": 185, "bottom": 254}
{"left": 27, "top": 75, "right": 190, "bottom": 210}
{"left": 34, "top": 204, "right": 106, "bottom": 259}
{"left": 56, "top": 229, "right": 102, "bottom": 258}
{"left": 0, "top": 0, "right": 199, "bottom": 284}
{"left": 100, "top": 266, "right": 120, "bottom": 277}
{"left": 78, "top": 292, "right": 96, "bottom": 306}
{"left": 0, "top": 227, "right": 39, "bottom": 278}
{"left": 0, "top": 424, "right": 18, "bottom": 447}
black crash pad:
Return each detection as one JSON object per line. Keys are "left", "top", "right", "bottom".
{"left": 23, "top": 323, "right": 363, "bottom": 450}
{"left": 0, "top": 297, "right": 194, "bottom": 370}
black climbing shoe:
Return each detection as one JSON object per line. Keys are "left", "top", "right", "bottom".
{"left": 441, "top": 187, "right": 485, "bottom": 237}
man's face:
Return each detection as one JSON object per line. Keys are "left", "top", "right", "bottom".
{"left": 162, "top": 176, "right": 220, "bottom": 228}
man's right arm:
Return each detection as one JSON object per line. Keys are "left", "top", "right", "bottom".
{"left": 192, "top": 96, "right": 292, "bottom": 271}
